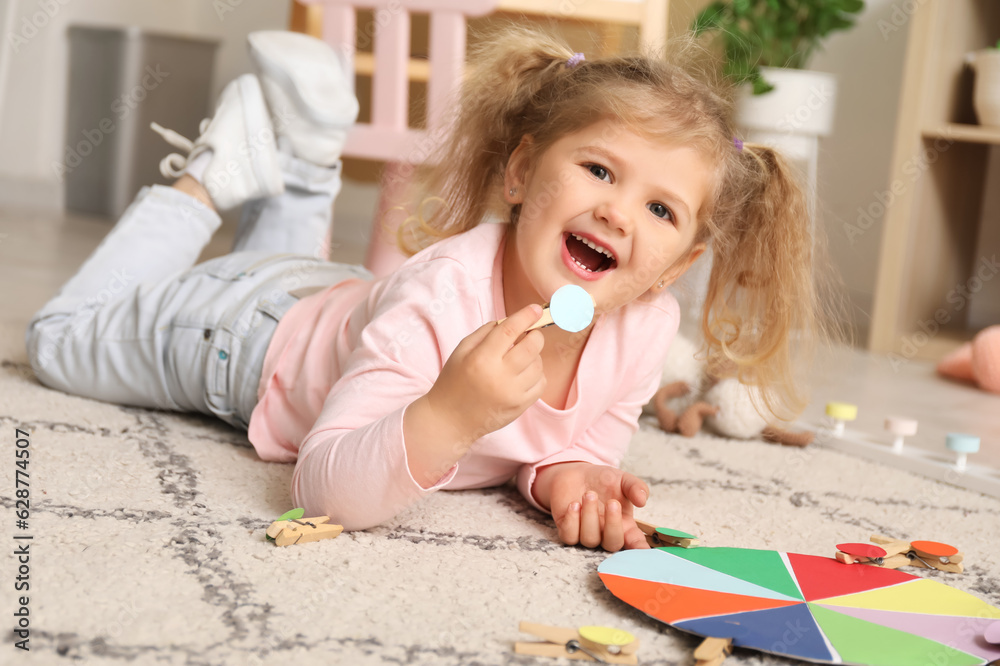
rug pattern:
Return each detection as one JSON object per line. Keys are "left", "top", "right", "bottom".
{"left": 2, "top": 327, "right": 999, "bottom": 666}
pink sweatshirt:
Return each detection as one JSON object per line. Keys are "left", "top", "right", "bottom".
{"left": 247, "top": 222, "right": 679, "bottom": 530}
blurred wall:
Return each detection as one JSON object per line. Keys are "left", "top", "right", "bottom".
{"left": 671, "top": 0, "right": 910, "bottom": 342}
{"left": 0, "top": 0, "right": 291, "bottom": 209}
{"left": 808, "top": 0, "right": 910, "bottom": 341}
{"left": 0, "top": 0, "right": 909, "bottom": 342}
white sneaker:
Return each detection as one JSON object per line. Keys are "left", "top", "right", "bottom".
{"left": 248, "top": 30, "right": 359, "bottom": 166}
{"left": 150, "top": 74, "right": 283, "bottom": 211}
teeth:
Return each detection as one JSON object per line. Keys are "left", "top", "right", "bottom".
{"left": 571, "top": 233, "right": 614, "bottom": 261}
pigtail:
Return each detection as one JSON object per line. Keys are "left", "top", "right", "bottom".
{"left": 701, "top": 143, "right": 834, "bottom": 421}
{"left": 395, "top": 28, "right": 577, "bottom": 255}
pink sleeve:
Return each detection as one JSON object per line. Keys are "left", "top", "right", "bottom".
{"left": 516, "top": 300, "right": 679, "bottom": 513}
{"left": 291, "top": 259, "right": 478, "bottom": 530}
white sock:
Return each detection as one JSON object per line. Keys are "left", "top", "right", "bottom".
{"left": 184, "top": 150, "right": 213, "bottom": 183}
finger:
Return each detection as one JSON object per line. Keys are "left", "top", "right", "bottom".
{"left": 623, "top": 520, "right": 651, "bottom": 550}
{"left": 557, "top": 501, "right": 581, "bottom": 546}
{"left": 457, "top": 320, "right": 502, "bottom": 353}
{"left": 621, "top": 473, "right": 649, "bottom": 508}
{"left": 490, "top": 304, "right": 544, "bottom": 351}
{"left": 579, "top": 492, "right": 602, "bottom": 548}
{"left": 504, "top": 328, "right": 545, "bottom": 372}
{"left": 601, "top": 500, "right": 625, "bottom": 552}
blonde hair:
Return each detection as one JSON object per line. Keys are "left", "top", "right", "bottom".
{"left": 392, "top": 25, "right": 844, "bottom": 421}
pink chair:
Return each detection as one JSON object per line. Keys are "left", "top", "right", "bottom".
{"left": 298, "top": 0, "right": 499, "bottom": 278}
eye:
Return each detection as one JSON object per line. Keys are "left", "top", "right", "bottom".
{"left": 586, "top": 163, "right": 611, "bottom": 182}
{"left": 648, "top": 202, "right": 675, "bottom": 222}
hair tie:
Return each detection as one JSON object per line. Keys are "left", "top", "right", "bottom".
{"left": 566, "top": 53, "right": 585, "bottom": 68}
{"left": 733, "top": 137, "right": 744, "bottom": 152}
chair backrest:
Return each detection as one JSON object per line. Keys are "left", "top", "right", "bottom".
{"left": 301, "top": 0, "right": 499, "bottom": 164}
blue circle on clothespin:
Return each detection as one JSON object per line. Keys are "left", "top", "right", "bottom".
{"left": 550, "top": 285, "right": 595, "bottom": 333}
{"left": 945, "top": 433, "right": 980, "bottom": 453}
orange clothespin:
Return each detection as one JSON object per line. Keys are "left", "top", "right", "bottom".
{"left": 835, "top": 535, "right": 963, "bottom": 573}
{"left": 694, "top": 636, "right": 733, "bottom": 666}
{"left": 515, "top": 622, "right": 639, "bottom": 664}
{"left": 266, "top": 508, "right": 343, "bottom": 547}
{"left": 635, "top": 520, "right": 700, "bottom": 548}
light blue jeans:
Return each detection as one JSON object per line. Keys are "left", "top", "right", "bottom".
{"left": 24, "top": 154, "right": 373, "bottom": 430}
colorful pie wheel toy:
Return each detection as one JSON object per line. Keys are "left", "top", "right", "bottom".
{"left": 598, "top": 544, "right": 1000, "bottom": 665}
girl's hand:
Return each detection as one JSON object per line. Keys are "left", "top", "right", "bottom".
{"left": 542, "top": 462, "right": 651, "bottom": 552}
{"left": 425, "top": 304, "right": 547, "bottom": 444}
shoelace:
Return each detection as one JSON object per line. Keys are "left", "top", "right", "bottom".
{"left": 150, "top": 119, "right": 210, "bottom": 179}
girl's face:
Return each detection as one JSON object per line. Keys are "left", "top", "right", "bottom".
{"left": 503, "top": 118, "right": 710, "bottom": 319}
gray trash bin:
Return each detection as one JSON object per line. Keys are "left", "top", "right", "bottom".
{"left": 63, "top": 25, "right": 219, "bottom": 218}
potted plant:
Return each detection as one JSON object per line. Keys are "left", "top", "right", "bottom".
{"left": 692, "top": 0, "right": 865, "bottom": 141}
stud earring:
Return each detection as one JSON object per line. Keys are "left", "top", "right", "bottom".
{"left": 509, "top": 187, "right": 517, "bottom": 197}
{"left": 657, "top": 281, "right": 664, "bottom": 289}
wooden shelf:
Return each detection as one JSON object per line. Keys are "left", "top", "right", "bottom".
{"left": 869, "top": 0, "right": 1000, "bottom": 362}
{"left": 922, "top": 123, "right": 1000, "bottom": 145}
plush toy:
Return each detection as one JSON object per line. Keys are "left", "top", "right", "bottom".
{"left": 650, "top": 249, "right": 813, "bottom": 446}
{"left": 646, "top": 329, "right": 814, "bottom": 447}
{"left": 936, "top": 325, "right": 1000, "bottom": 394}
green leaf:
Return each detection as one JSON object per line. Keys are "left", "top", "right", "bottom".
{"left": 277, "top": 507, "right": 305, "bottom": 522}
{"left": 691, "top": 0, "right": 864, "bottom": 86}
{"left": 828, "top": 15, "right": 856, "bottom": 32}
{"left": 752, "top": 73, "right": 775, "bottom": 95}
{"left": 691, "top": 2, "right": 728, "bottom": 35}
{"left": 691, "top": 2, "right": 730, "bottom": 37}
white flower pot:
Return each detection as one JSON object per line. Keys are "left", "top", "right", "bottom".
{"left": 735, "top": 67, "right": 838, "bottom": 137}
{"left": 966, "top": 49, "right": 1000, "bottom": 127}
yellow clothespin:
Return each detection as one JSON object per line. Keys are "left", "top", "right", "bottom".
{"left": 835, "top": 535, "right": 963, "bottom": 573}
{"left": 635, "top": 520, "right": 700, "bottom": 548}
{"left": 694, "top": 636, "right": 733, "bottom": 666}
{"left": 515, "top": 621, "right": 639, "bottom": 664}
{"left": 266, "top": 508, "right": 343, "bottom": 547}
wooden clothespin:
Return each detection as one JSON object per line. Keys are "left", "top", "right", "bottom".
{"left": 835, "top": 535, "right": 963, "bottom": 573}
{"left": 871, "top": 535, "right": 964, "bottom": 573}
{"left": 836, "top": 542, "right": 895, "bottom": 566}
{"left": 515, "top": 621, "right": 639, "bottom": 664}
{"left": 694, "top": 637, "right": 733, "bottom": 666}
{"left": 266, "top": 508, "right": 343, "bottom": 547}
{"left": 635, "top": 520, "right": 700, "bottom": 548}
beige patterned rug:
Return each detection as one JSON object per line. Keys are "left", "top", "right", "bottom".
{"left": 2, "top": 321, "right": 999, "bottom": 665}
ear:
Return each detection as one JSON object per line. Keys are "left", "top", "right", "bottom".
{"left": 655, "top": 242, "right": 707, "bottom": 291}
{"left": 503, "top": 135, "right": 534, "bottom": 204}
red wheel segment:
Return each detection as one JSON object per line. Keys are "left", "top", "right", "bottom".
{"left": 837, "top": 543, "right": 888, "bottom": 559}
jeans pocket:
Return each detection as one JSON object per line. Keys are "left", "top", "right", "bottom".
{"left": 206, "top": 328, "right": 239, "bottom": 398}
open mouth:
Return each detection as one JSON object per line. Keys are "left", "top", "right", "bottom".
{"left": 565, "top": 233, "right": 617, "bottom": 273}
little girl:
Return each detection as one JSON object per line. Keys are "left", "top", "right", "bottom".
{"left": 26, "top": 28, "right": 825, "bottom": 552}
